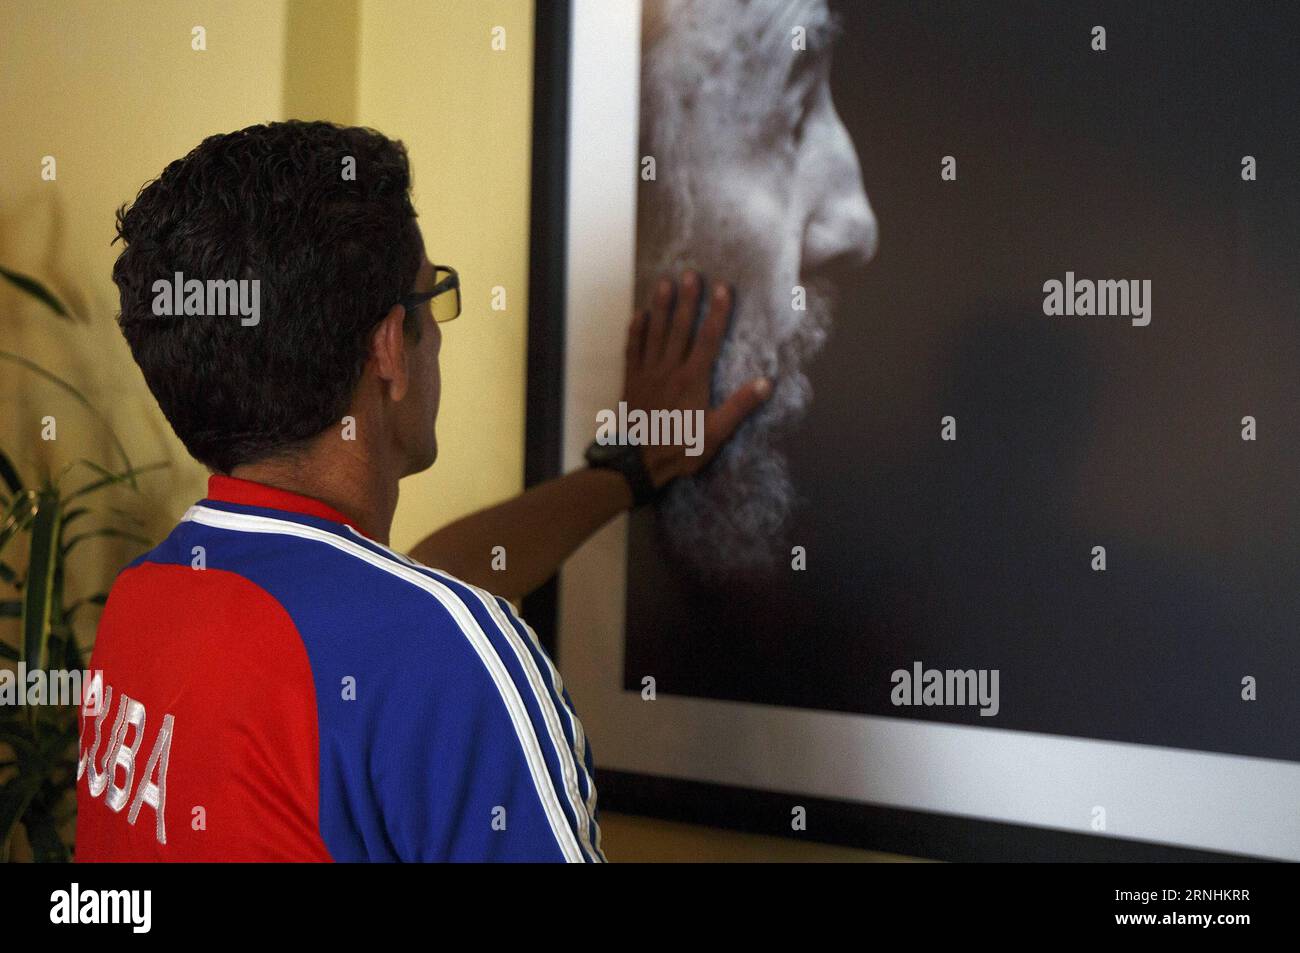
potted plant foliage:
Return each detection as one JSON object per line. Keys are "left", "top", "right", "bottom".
{"left": 0, "top": 265, "right": 164, "bottom": 861}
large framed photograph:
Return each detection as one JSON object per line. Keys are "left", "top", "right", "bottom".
{"left": 527, "top": 0, "right": 1300, "bottom": 860}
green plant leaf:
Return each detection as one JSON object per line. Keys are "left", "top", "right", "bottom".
{"left": 0, "top": 721, "right": 36, "bottom": 750}
{"left": 49, "top": 619, "right": 74, "bottom": 646}
{"left": 0, "top": 351, "right": 133, "bottom": 480}
{"left": 59, "top": 506, "right": 89, "bottom": 530}
{"left": 0, "top": 447, "right": 23, "bottom": 496}
{"left": 64, "top": 592, "right": 108, "bottom": 620}
{"left": 21, "top": 487, "right": 62, "bottom": 672}
{"left": 22, "top": 802, "right": 70, "bottom": 862}
{"left": 106, "top": 506, "right": 147, "bottom": 528}
{"left": 0, "top": 265, "right": 70, "bottom": 319}
{"left": 62, "top": 526, "right": 151, "bottom": 556}
{"left": 67, "top": 460, "right": 168, "bottom": 501}
{"left": 0, "top": 491, "right": 37, "bottom": 558}
{"left": 0, "top": 772, "right": 44, "bottom": 862}
{"left": 62, "top": 624, "right": 85, "bottom": 671}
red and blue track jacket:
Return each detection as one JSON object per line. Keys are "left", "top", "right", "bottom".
{"left": 75, "top": 475, "right": 604, "bottom": 862}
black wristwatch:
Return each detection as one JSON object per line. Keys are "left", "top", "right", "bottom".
{"left": 584, "top": 439, "right": 660, "bottom": 508}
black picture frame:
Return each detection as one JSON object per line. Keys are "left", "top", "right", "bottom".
{"left": 521, "top": 0, "right": 573, "bottom": 660}
{"left": 523, "top": 0, "right": 1258, "bottom": 863}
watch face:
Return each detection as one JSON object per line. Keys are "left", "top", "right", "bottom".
{"left": 586, "top": 441, "right": 629, "bottom": 467}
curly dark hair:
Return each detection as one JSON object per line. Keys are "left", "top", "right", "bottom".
{"left": 112, "top": 120, "right": 423, "bottom": 473}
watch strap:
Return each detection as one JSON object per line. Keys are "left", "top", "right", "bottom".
{"left": 585, "top": 441, "right": 660, "bottom": 507}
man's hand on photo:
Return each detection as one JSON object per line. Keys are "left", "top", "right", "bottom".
{"left": 622, "top": 269, "right": 772, "bottom": 490}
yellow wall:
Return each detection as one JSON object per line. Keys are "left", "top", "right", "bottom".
{"left": 0, "top": 0, "right": 532, "bottom": 600}
{"left": 0, "top": 0, "right": 291, "bottom": 607}
{"left": 358, "top": 0, "right": 536, "bottom": 550}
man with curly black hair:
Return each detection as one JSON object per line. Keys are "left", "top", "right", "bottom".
{"left": 75, "top": 121, "right": 768, "bottom": 862}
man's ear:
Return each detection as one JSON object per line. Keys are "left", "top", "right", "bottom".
{"left": 369, "top": 304, "right": 411, "bottom": 402}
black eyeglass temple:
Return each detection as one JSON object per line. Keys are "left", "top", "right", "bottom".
{"left": 402, "top": 266, "right": 459, "bottom": 307}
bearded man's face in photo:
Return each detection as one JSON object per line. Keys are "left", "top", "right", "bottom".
{"left": 636, "top": 0, "right": 878, "bottom": 575}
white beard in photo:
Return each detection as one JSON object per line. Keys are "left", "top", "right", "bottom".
{"left": 636, "top": 0, "right": 878, "bottom": 577}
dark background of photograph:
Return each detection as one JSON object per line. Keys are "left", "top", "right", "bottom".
{"left": 620, "top": 0, "right": 1300, "bottom": 762}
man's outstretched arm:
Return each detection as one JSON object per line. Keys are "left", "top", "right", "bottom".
{"left": 409, "top": 271, "right": 770, "bottom": 600}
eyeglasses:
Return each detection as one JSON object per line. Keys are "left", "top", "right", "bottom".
{"left": 399, "top": 264, "right": 461, "bottom": 324}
